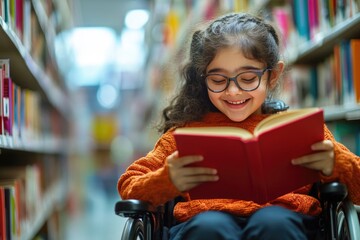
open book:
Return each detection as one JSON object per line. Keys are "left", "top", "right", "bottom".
{"left": 173, "top": 108, "right": 324, "bottom": 204}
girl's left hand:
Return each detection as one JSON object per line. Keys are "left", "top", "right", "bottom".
{"left": 291, "top": 140, "right": 334, "bottom": 176}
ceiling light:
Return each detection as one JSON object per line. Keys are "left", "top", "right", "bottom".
{"left": 124, "top": 9, "right": 149, "bottom": 30}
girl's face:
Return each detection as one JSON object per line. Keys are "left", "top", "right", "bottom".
{"left": 205, "top": 47, "right": 282, "bottom": 122}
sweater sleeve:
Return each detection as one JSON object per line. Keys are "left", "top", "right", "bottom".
{"left": 321, "top": 124, "right": 360, "bottom": 205}
{"left": 117, "top": 130, "right": 184, "bottom": 207}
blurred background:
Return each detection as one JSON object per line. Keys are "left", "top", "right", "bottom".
{"left": 1, "top": 0, "right": 360, "bottom": 239}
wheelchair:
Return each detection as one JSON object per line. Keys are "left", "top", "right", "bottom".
{"left": 115, "top": 182, "right": 360, "bottom": 240}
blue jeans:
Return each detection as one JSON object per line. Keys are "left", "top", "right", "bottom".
{"left": 169, "top": 206, "right": 318, "bottom": 240}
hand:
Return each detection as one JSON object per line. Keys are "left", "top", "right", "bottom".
{"left": 167, "top": 151, "right": 218, "bottom": 192}
{"left": 292, "top": 140, "right": 334, "bottom": 176}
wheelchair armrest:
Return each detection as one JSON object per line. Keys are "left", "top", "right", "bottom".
{"left": 115, "top": 199, "right": 163, "bottom": 218}
{"left": 319, "top": 182, "right": 348, "bottom": 203}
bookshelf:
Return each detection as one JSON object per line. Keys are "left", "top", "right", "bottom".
{"left": 144, "top": 0, "right": 360, "bottom": 155}
{"left": 0, "top": 0, "right": 72, "bottom": 239}
{"left": 263, "top": 0, "right": 360, "bottom": 155}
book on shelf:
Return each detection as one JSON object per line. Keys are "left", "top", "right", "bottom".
{"left": 0, "top": 62, "right": 3, "bottom": 144}
{"left": 173, "top": 108, "right": 324, "bottom": 204}
{"left": 350, "top": 39, "right": 360, "bottom": 103}
{"left": 0, "top": 164, "right": 43, "bottom": 239}
{"left": 0, "top": 179, "right": 21, "bottom": 240}
{"left": 0, "top": 187, "right": 6, "bottom": 240}
{"left": 0, "top": 59, "right": 13, "bottom": 146}
{"left": 292, "top": 0, "right": 310, "bottom": 41}
{"left": 0, "top": 1, "right": 3, "bottom": 19}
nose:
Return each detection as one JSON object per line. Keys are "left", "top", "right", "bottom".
{"left": 225, "top": 80, "right": 242, "bottom": 95}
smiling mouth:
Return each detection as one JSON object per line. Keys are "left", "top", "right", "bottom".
{"left": 226, "top": 99, "right": 249, "bottom": 105}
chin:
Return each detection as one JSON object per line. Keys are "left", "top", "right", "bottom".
{"left": 226, "top": 113, "right": 249, "bottom": 122}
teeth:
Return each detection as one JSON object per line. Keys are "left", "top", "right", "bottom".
{"left": 228, "top": 99, "right": 247, "bottom": 104}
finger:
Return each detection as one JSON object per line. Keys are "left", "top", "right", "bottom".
{"left": 186, "top": 174, "right": 219, "bottom": 183}
{"left": 179, "top": 175, "right": 219, "bottom": 191}
{"left": 311, "top": 140, "right": 333, "bottom": 151}
{"left": 180, "top": 167, "right": 217, "bottom": 177}
{"left": 299, "top": 161, "right": 333, "bottom": 176}
{"left": 166, "top": 151, "right": 179, "bottom": 163}
{"left": 291, "top": 151, "right": 334, "bottom": 165}
{"left": 168, "top": 155, "right": 204, "bottom": 168}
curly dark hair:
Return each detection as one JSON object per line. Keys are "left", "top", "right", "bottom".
{"left": 158, "top": 12, "right": 282, "bottom": 133}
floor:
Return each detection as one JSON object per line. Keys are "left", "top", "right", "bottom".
{"left": 65, "top": 170, "right": 126, "bottom": 240}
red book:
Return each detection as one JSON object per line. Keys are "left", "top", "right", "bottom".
{"left": 0, "top": 59, "right": 12, "bottom": 138}
{"left": 0, "top": 187, "right": 6, "bottom": 240}
{"left": 173, "top": 108, "right": 324, "bottom": 204}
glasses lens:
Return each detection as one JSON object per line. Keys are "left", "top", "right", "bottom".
{"left": 237, "top": 72, "right": 260, "bottom": 91}
{"left": 206, "top": 75, "right": 228, "bottom": 92}
{"left": 205, "top": 70, "right": 263, "bottom": 92}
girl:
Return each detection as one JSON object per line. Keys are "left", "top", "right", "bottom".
{"left": 118, "top": 12, "right": 360, "bottom": 240}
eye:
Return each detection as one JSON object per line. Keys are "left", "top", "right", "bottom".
{"left": 238, "top": 72, "right": 259, "bottom": 83}
{"left": 207, "top": 75, "right": 227, "bottom": 85}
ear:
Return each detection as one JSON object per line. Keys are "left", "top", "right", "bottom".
{"left": 268, "top": 61, "right": 285, "bottom": 89}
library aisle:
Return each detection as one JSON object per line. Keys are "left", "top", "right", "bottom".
{"left": 1, "top": 0, "right": 360, "bottom": 239}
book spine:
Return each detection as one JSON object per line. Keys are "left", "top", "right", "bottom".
{"left": 350, "top": 39, "right": 360, "bottom": 103}
{"left": 244, "top": 140, "right": 267, "bottom": 204}
{"left": 3, "top": 77, "right": 13, "bottom": 139}
{"left": 0, "top": 187, "right": 6, "bottom": 240}
{"left": 293, "top": 0, "right": 310, "bottom": 41}
{"left": 0, "top": 63, "right": 3, "bottom": 143}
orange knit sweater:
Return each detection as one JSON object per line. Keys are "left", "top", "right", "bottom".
{"left": 118, "top": 112, "right": 360, "bottom": 222}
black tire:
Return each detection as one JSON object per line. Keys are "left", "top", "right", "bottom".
{"left": 337, "top": 200, "right": 360, "bottom": 240}
{"left": 121, "top": 218, "right": 145, "bottom": 240}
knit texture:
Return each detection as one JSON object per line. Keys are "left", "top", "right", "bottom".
{"left": 118, "top": 112, "right": 360, "bottom": 222}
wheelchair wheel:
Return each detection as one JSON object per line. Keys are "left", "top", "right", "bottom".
{"left": 337, "top": 209, "right": 349, "bottom": 240}
{"left": 121, "top": 218, "right": 144, "bottom": 240}
{"left": 337, "top": 199, "right": 360, "bottom": 240}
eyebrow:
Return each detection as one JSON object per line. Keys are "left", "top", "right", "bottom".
{"left": 206, "top": 66, "right": 262, "bottom": 74}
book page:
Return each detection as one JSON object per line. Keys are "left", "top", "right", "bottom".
{"left": 174, "top": 126, "right": 253, "bottom": 140}
{"left": 254, "top": 108, "right": 321, "bottom": 136}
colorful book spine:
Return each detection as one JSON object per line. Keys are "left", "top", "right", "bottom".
{"left": 350, "top": 39, "right": 360, "bottom": 103}
{"left": 0, "top": 59, "right": 13, "bottom": 146}
{"left": 292, "top": 0, "right": 310, "bottom": 41}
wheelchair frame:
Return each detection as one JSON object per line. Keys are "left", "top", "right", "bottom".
{"left": 115, "top": 182, "right": 360, "bottom": 240}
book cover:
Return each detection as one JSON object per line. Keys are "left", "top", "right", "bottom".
{"left": 173, "top": 108, "right": 324, "bottom": 204}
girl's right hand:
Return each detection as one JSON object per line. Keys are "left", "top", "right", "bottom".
{"left": 167, "top": 151, "right": 219, "bottom": 192}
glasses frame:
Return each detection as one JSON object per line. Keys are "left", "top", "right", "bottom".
{"left": 203, "top": 68, "right": 271, "bottom": 93}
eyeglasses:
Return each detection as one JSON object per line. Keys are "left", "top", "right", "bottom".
{"left": 203, "top": 68, "right": 271, "bottom": 93}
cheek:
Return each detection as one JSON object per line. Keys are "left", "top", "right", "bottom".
{"left": 208, "top": 91, "right": 221, "bottom": 106}
{"left": 256, "top": 80, "right": 269, "bottom": 95}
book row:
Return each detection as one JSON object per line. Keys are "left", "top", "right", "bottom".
{"left": 0, "top": 159, "right": 64, "bottom": 240}
{"left": 1, "top": 0, "right": 40, "bottom": 61}
{"left": 271, "top": 0, "right": 360, "bottom": 56}
{"left": 0, "top": 164, "right": 41, "bottom": 240}
{"left": 0, "top": 0, "right": 64, "bottom": 92}
{"left": 0, "top": 59, "right": 65, "bottom": 151}
{"left": 283, "top": 39, "right": 360, "bottom": 108}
